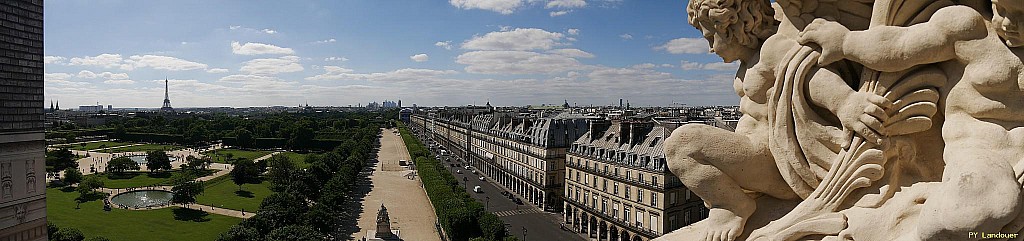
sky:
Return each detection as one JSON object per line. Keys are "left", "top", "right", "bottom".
{"left": 44, "top": 0, "right": 739, "bottom": 108}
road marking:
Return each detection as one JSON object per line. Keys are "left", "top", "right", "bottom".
{"left": 493, "top": 208, "right": 544, "bottom": 217}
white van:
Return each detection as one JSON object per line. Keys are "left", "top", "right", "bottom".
{"left": 473, "top": 186, "right": 482, "bottom": 193}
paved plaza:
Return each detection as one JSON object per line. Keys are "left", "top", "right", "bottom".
{"left": 355, "top": 128, "right": 441, "bottom": 241}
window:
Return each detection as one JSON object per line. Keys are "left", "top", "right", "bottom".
{"left": 603, "top": 179, "right": 608, "bottom": 192}
{"left": 592, "top": 195, "right": 598, "bottom": 209}
{"left": 614, "top": 183, "right": 619, "bottom": 195}
{"left": 651, "top": 214, "right": 659, "bottom": 232}
{"left": 637, "top": 189, "right": 643, "bottom": 202}
{"left": 613, "top": 203, "right": 619, "bottom": 218}
{"left": 653, "top": 176, "right": 659, "bottom": 186}
{"left": 670, "top": 215, "right": 677, "bottom": 230}
{"left": 602, "top": 199, "right": 607, "bottom": 213}
{"left": 593, "top": 176, "right": 598, "bottom": 188}
{"left": 670, "top": 192, "right": 677, "bottom": 205}
{"left": 652, "top": 192, "right": 657, "bottom": 207}
{"left": 686, "top": 190, "right": 691, "bottom": 201}
{"left": 625, "top": 186, "right": 631, "bottom": 199}
{"left": 685, "top": 210, "right": 691, "bottom": 225}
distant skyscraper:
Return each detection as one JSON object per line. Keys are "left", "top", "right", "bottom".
{"left": 0, "top": 1, "right": 46, "bottom": 240}
{"left": 160, "top": 78, "right": 174, "bottom": 113}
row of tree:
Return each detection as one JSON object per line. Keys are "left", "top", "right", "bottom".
{"left": 217, "top": 119, "right": 381, "bottom": 241}
{"left": 397, "top": 122, "right": 517, "bottom": 241}
{"left": 47, "top": 222, "right": 111, "bottom": 241}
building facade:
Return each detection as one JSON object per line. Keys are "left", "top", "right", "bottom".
{"left": 563, "top": 119, "right": 707, "bottom": 241}
{"left": 410, "top": 109, "right": 589, "bottom": 212}
{"left": 0, "top": 0, "right": 47, "bottom": 240}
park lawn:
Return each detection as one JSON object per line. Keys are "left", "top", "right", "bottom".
{"left": 203, "top": 149, "right": 271, "bottom": 164}
{"left": 196, "top": 178, "right": 272, "bottom": 212}
{"left": 91, "top": 170, "right": 216, "bottom": 189}
{"left": 66, "top": 141, "right": 134, "bottom": 151}
{"left": 100, "top": 144, "right": 181, "bottom": 153}
{"left": 277, "top": 152, "right": 312, "bottom": 168}
{"left": 46, "top": 188, "right": 241, "bottom": 241}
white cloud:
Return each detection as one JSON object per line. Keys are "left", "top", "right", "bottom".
{"left": 306, "top": 66, "right": 457, "bottom": 82}
{"left": 69, "top": 54, "right": 124, "bottom": 68}
{"left": 45, "top": 56, "right": 66, "bottom": 65}
{"left": 78, "top": 70, "right": 129, "bottom": 79}
{"left": 661, "top": 63, "right": 675, "bottom": 68}
{"left": 262, "top": 29, "right": 277, "bottom": 34}
{"left": 449, "top": 0, "right": 524, "bottom": 14}
{"left": 567, "top": 28, "right": 580, "bottom": 35}
{"left": 632, "top": 63, "right": 656, "bottom": 69}
{"left": 410, "top": 53, "right": 430, "bottom": 62}
{"left": 550, "top": 10, "right": 571, "bottom": 17}
{"left": 44, "top": 73, "right": 88, "bottom": 87}
{"left": 546, "top": 0, "right": 586, "bottom": 8}
{"left": 229, "top": 25, "right": 241, "bottom": 30}
{"left": 456, "top": 50, "right": 583, "bottom": 74}
{"left": 680, "top": 60, "right": 740, "bottom": 71}
{"left": 240, "top": 56, "right": 304, "bottom": 75}
{"left": 620, "top": 34, "right": 633, "bottom": 40}
{"left": 462, "top": 28, "right": 565, "bottom": 51}
{"left": 103, "top": 79, "right": 135, "bottom": 85}
{"left": 231, "top": 41, "right": 295, "bottom": 55}
{"left": 315, "top": 38, "right": 337, "bottom": 44}
{"left": 125, "top": 55, "right": 208, "bottom": 71}
{"left": 546, "top": 49, "right": 595, "bottom": 58}
{"left": 324, "top": 57, "right": 349, "bottom": 61}
{"left": 218, "top": 74, "right": 281, "bottom": 83}
{"left": 657, "top": 38, "right": 709, "bottom": 54}
{"left": 435, "top": 41, "right": 453, "bottom": 50}
{"left": 207, "top": 68, "right": 230, "bottom": 73}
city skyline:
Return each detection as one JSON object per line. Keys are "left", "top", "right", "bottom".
{"left": 44, "top": 0, "right": 739, "bottom": 108}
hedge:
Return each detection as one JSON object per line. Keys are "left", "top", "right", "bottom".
{"left": 396, "top": 122, "right": 512, "bottom": 241}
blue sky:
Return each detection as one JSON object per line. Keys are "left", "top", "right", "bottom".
{"left": 44, "top": 0, "right": 738, "bottom": 108}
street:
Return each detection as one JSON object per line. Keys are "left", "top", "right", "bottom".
{"left": 445, "top": 158, "right": 584, "bottom": 241}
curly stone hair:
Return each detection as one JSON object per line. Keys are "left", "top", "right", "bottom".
{"left": 687, "top": 0, "right": 778, "bottom": 49}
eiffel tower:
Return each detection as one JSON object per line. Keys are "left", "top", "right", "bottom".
{"left": 160, "top": 78, "right": 174, "bottom": 113}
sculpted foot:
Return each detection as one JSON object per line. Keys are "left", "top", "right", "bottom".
{"left": 703, "top": 208, "right": 748, "bottom": 241}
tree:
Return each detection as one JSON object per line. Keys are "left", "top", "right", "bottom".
{"left": 145, "top": 150, "right": 172, "bottom": 172}
{"left": 183, "top": 155, "right": 210, "bottom": 175}
{"left": 266, "top": 225, "right": 324, "bottom": 241}
{"left": 106, "top": 157, "right": 140, "bottom": 176}
{"left": 52, "top": 227, "right": 85, "bottom": 241}
{"left": 231, "top": 160, "right": 261, "bottom": 191}
{"left": 63, "top": 167, "right": 83, "bottom": 186}
{"left": 478, "top": 213, "right": 508, "bottom": 240}
{"left": 46, "top": 148, "right": 77, "bottom": 172}
{"left": 170, "top": 172, "right": 204, "bottom": 207}
{"left": 266, "top": 155, "right": 297, "bottom": 192}
{"left": 236, "top": 128, "right": 254, "bottom": 148}
{"left": 77, "top": 176, "right": 103, "bottom": 196}
{"left": 217, "top": 225, "right": 262, "bottom": 241}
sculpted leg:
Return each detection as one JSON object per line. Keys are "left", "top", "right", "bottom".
{"left": 665, "top": 124, "right": 797, "bottom": 241}
{"left": 917, "top": 148, "right": 1022, "bottom": 241}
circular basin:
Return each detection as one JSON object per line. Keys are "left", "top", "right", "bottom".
{"left": 110, "top": 190, "right": 173, "bottom": 208}
{"left": 127, "top": 155, "right": 179, "bottom": 165}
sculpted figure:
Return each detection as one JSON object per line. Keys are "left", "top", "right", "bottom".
{"left": 664, "top": 0, "right": 892, "bottom": 240}
{"left": 798, "top": 1, "right": 1024, "bottom": 240}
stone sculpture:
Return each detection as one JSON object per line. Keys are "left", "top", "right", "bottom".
{"left": 659, "top": 0, "right": 1024, "bottom": 240}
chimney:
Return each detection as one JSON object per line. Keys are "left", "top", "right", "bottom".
{"left": 618, "top": 120, "right": 630, "bottom": 146}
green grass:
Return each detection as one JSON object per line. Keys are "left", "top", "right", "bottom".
{"left": 203, "top": 149, "right": 271, "bottom": 164}
{"left": 62, "top": 141, "right": 134, "bottom": 151}
{"left": 276, "top": 152, "right": 313, "bottom": 168}
{"left": 196, "top": 179, "right": 272, "bottom": 212}
{"left": 89, "top": 170, "right": 216, "bottom": 189}
{"left": 46, "top": 187, "right": 242, "bottom": 241}
{"left": 100, "top": 144, "right": 182, "bottom": 153}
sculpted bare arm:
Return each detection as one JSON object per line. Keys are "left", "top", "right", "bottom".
{"left": 799, "top": 5, "right": 987, "bottom": 72}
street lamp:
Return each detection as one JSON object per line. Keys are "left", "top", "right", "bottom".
{"left": 486, "top": 196, "right": 490, "bottom": 209}
{"left": 522, "top": 227, "right": 527, "bottom": 241}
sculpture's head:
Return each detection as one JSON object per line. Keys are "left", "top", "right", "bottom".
{"left": 687, "top": 0, "right": 777, "bottom": 62}
{"left": 993, "top": 0, "right": 1024, "bottom": 47}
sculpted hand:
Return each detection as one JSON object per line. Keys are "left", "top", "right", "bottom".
{"left": 798, "top": 18, "right": 849, "bottom": 65}
{"left": 838, "top": 92, "right": 892, "bottom": 147}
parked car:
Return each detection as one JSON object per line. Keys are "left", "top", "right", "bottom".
{"left": 465, "top": 166, "right": 471, "bottom": 170}
{"left": 514, "top": 198, "right": 523, "bottom": 205}
{"left": 473, "top": 186, "right": 482, "bottom": 193}
{"left": 479, "top": 176, "right": 485, "bottom": 181}
{"left": 472, "top": 170, "right": 477, "bottom": 174}
{"left": 456, "top": 170, "right": 462, "bottom": 174}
